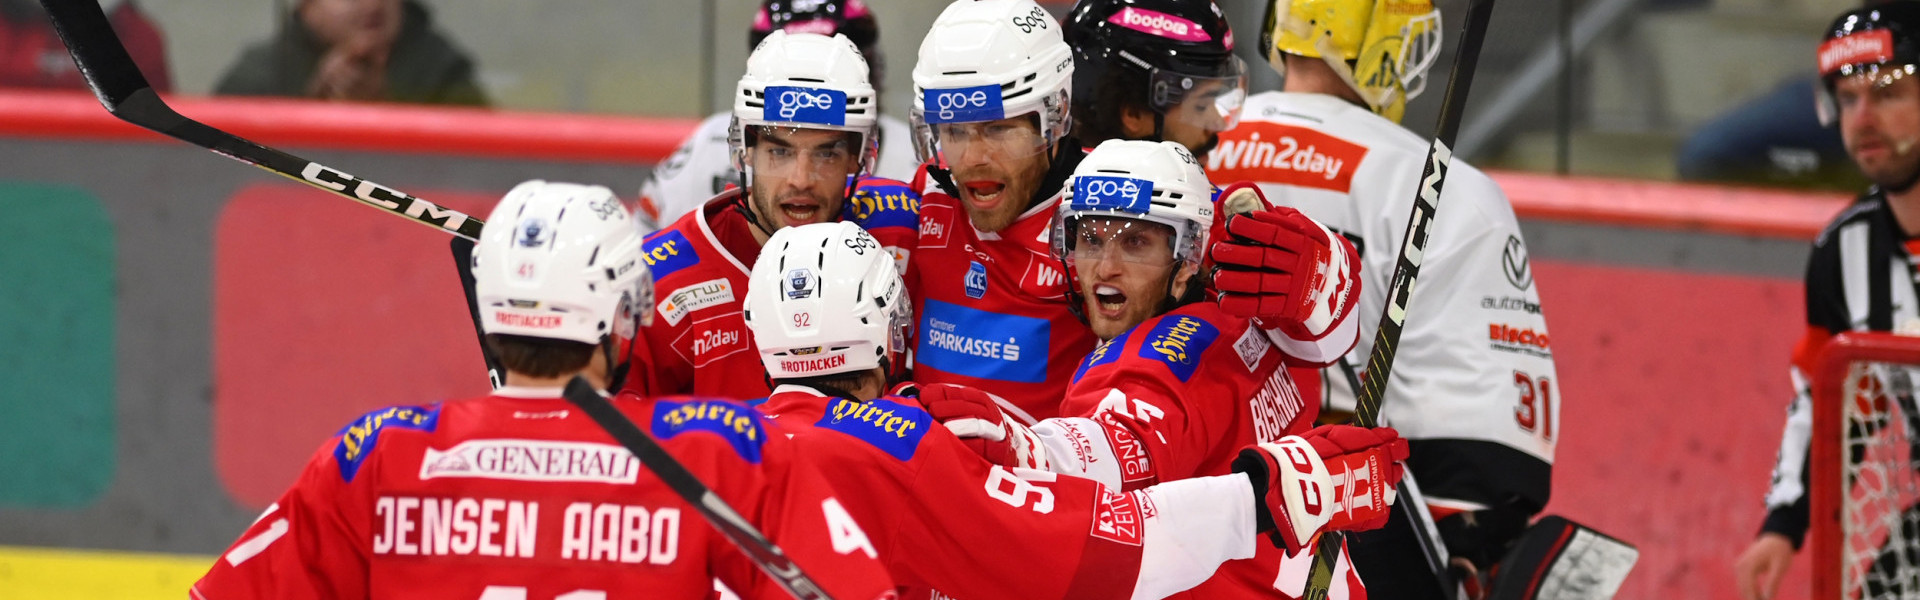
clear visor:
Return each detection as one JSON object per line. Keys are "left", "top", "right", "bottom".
{"left": 747, "top": 125, "right": 868, "bottom": 180}
{"left": 1397, "top": 9, "right": 1444, "bottom": 100}
{"left": 1820, "top": 64, "right": 1919, "bottom": 126}
{"left": 1050, "top": 211, "right": 1200, "bottom": 266}
{"left": 912, "top": 112, "right": 1051, "bottom": 165}
{"left": 1150, "top": 56, "right": 1250, "bottom": 132}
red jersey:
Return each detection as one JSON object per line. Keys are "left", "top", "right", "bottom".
{"left": 192, "top": 389, "right": 894, "bottom": 600}
{"left": 1034, "top": 302, "right": 1362, "bottom": 599}
{"left": 623, "top": 177, "right": 920, "bottom": 400}
{"left": 908, "top": 182, "right": 1096, "bottom": 422}
{"left": 754, "top": 385, "right": 1261, "bottom": 600}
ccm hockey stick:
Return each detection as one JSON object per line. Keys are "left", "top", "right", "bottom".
{"left": 44, "top": 3, "right": 833, "bottom": 595}
{"left": 37, "top": 0, "right": 483, "bottom": 242}
{"left": 563, "top": 377, "right": 835, "bottom": 600}
{"left": 1287, "top": 0, "right": 1501, "bottom": 597}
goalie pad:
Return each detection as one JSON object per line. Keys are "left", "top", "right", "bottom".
{"left": 1487, "top": 515, "right": 1638, "bottom": 600}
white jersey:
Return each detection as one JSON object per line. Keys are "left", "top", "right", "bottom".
{"left": 638, "top": 112, "right": 919, "bottom": 232}
{"left": 1207, "top": 91, "right": 1557, "bottom": 511}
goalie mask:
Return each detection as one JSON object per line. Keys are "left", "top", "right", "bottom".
{"left": 1263, "top": 0, "right": 1443, "bottom": 123}
{"left": 742, "top": 222, "right": 913, "bottom": 386}
{"left": 473, "top": 180, "right": 651, "bottom": 362}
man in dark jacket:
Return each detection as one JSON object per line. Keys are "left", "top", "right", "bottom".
{"left": 215, "top": 0, "right": 486, "bottom": 106}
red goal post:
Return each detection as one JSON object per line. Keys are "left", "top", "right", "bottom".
{"left": 1812, "top": 331, "right": 1920, "bottom": 599}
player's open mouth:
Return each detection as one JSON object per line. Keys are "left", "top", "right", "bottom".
{"left": 1093, "top": 284, "right": 1127, "bottom": 316}
{"left": 779, "top": 200, "right": 823, "bottom": 224}
{"left": 962, "top": 181, "right": 1007, "bottom": 209}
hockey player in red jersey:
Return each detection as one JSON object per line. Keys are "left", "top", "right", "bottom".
{"left": 193, "top": 181, "right": 895, "bottom": 600}
{"left": 904, "top": 0, "right": 1095, "bottom": 422}
{"left": 734, "top": 219, "right": 1399, "bottom": 600}
{"left": 625, "top": 29, "right": 919, "bottom": 401}
{"left": 927, "top": 140, "right": 1392, "bottom": 598}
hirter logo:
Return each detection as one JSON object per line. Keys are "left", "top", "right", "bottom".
{"left": 1820, "top": 30, "right": 1894, "bottom": 76}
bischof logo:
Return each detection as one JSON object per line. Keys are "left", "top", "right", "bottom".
{"left": 965, "top": 261, "right": 989, "bottom": 299}
{"left": 1501, "top": 235, "right": 1533, "bottom": 290}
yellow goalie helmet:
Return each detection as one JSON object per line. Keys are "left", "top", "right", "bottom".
{"left": 1262, "top": 0, "right": 1442, "bottom": 123}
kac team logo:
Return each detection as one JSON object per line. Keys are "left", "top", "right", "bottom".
{"left": 786, "top": 267, "right": 817, "bottom": 300}
{"left": 763, "top": 86, "right": 846, "bottom": 127}
{"left": 1072, "top": 175, "right": 1152, "bottom": 214}
{"left": 965, "top": 261, "right": 988, "bottom": 299}
{"left": 923, "top": 84, "right": 1004, "bottom": 124}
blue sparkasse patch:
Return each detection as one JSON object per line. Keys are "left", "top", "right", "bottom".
{"left": 334, "top": 404, "right": 441, "bottom": 482}
{"left": 922, "top": 84, "right": 1004, "bottom": 124}
{"left": 965, "top": 261, "right": 988, "bottom": 299}
{"left": 763, "top": 86, "right": 847, "bottom": 126}
{"left": 1136, "top": 315, "right": 1221, "bottom": 382}
{"left": 816, "top": 397, "right": 932, "bottom": 461}
{"left": 651, "top": 399, "right": 767, "bottom": 464}
{"left": 844, "top": 180, "right": 920, "bottom": 230}
{"left": 917, "top": 299, "right": 1049, "bottom": 383}
{"left": 641, "top": 229, "right": 700, "bottom": 282}
{"left": 1071, "top": 175, "right": 1153, "bottom": 214}
{"left": 1072, "top": 328, "right": 1133, "bottom": 383}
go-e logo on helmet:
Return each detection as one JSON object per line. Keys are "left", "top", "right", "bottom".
{"left": 1071, "top": 175, "right": 1153, "bottom": 214}
{"left": 922, "top": 84, "right": 1004, "bottom": 124}
{"left": 1107, "top": 7, "right": 1211, "bottom": 43}
{"left": 764, "top": 86, "right": 848, "bottom": 127}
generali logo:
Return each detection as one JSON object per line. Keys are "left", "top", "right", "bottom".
{"left": 1205, "top": 122, "right": 1368, "bottom": 193}
{"left": 1820, "top": 30, "right": 1893, "bottom": 76}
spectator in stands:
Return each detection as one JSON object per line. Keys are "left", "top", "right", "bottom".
{"left": 0, "top": 0, "right": 170, "bottom": 92}
{"left": 215, "top": 0, "right": 486, "bottom": 106}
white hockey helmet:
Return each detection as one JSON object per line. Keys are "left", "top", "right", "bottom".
{"left": 473, "top": 180, "right": 651, "bottom": 346}
{"left": 910, "top": 0, "right": 1075, "bottom": 162}
{"left": 742, "top": 222, "right": 911, "bottom": 381}
{"left": 1050, "top": 139, "right": 1216, "bottom": 268}
{"left": 730, "top": 30, "right": 881, "bottom": 174}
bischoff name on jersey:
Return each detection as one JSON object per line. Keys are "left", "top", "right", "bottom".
{"left": 917, "top": 299, "right": 1049, "bottom": 383}
{"left": 420, "top": 439, "right": 642, "bottom": 484}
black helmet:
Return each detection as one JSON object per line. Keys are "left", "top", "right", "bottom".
{"left": 1064, "top": 0, "right": 1247, "bottom": 147}
{"left": 1818, "top": 1, "right": 1920, "bottom": 124}
{"left": 750, "top": 0, "right": 879, "bottom": 52}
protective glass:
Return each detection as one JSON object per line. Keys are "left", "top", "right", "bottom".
{"left": 920, "top": 116, "right": 1052, "bottom": 163}
{"left": 1150, "top": 55, "right": 1250, "bottom": 132}
{"left": 1053, "top": 213, "right": 1182, "bottom": 266}
{"left": 748, "top": 126, "right": 866, "bottom": 180}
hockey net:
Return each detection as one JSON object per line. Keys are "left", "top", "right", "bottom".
{"left": 1814, "top": 332, "right": 1920, "bottom": 599}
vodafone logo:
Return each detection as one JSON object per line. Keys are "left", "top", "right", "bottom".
{"left": 1108, "top": 7, "right": 1211, "bottom": 43}
{"left": 1820, "top": 30, "right": 1894, "bottom": 76}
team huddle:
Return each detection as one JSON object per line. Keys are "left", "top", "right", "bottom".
{"left": 190, "top": 0, "right": 1557, "bottom": 599}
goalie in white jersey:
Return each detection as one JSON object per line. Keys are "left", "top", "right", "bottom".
{"left": 1204, "top": 1, "right": 1559, "bottom": 596}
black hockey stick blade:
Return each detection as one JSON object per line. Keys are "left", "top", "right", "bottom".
{"left": 38, "top": 0, "right": 485, "bottom": 241}
{"left": 560, "top": 377, "right": 834, "bottom": 600}
{"left": 1302, "top": 0, "right": 1500, "bottom": 597}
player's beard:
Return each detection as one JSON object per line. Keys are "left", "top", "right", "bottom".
{"left": 1859, "top": 137, "right": 1920, "bottom": 193}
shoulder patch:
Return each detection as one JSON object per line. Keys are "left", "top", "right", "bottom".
{"left": 651, "top": 399, "right": 767, "bottom": 464}
{"left": 1136, "top": 315, "right": 1222, "bottom": 382}
{"left": 1233, "top": 325, "right": 1271, "bottom": 372}
{"left": 641, "top": 229, "right": 701, "bottom": 282}
{"left": 845, "top": 178, "right": 922, "bottom": 230}
{"left": 1072, "top": 328, "right": 1133, "bottom": 383}
{"left": 335, "top": 404, "right": 442, "bottom": 482}
{"left": 815, "top": 397, "right": 932, "bottom": 461}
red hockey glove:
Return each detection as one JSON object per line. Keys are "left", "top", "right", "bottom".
{"left": 1233, "top": 425, "right": 1408, "bottom": 552}
{"left": 919, "top": 384, "right": 1047, "bottom": 469}
{"left": 1208, "top": 200, "right": 1357, "bottom": 342}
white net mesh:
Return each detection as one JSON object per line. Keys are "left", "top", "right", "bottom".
{"left": 1841, "top": 361, "right": 1920, "bottom": 599}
